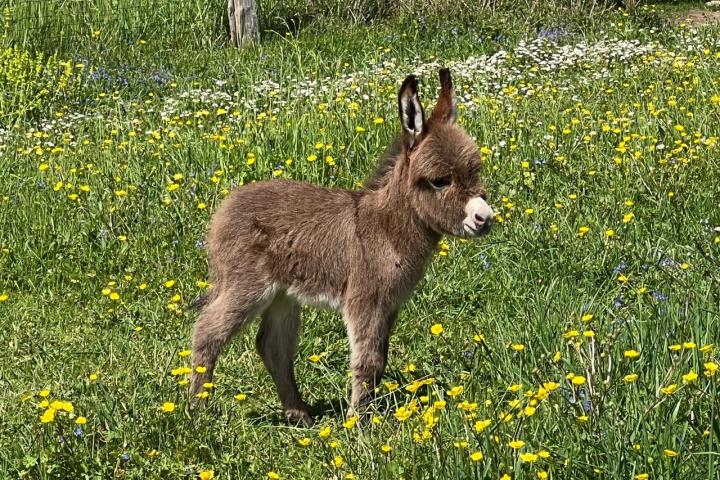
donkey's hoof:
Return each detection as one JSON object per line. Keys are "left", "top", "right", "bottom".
{"left": 286, "top": 408, "right": 315, "bottom": 427}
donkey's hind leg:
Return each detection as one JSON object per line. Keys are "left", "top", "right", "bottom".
{"left": 190, "top": 285, "right": 274, "bottom": 401}
{"left": 256, "top": 292, "right": 313, "bottom": 427}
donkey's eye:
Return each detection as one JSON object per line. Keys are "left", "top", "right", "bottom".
{"left": 428, "top": 177, "right": 452, "bottom": 190}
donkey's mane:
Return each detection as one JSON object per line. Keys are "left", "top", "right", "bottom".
{"left": 364, "top": 134, "right": 404, "bottom": 191}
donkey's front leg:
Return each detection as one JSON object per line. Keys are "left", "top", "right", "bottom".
{"left": 345, "top": 306, "right": 397, "bottom": 416}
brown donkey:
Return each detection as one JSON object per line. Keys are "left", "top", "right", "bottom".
{"left": 190, "top": 69, "right": 493, "bottom": 426}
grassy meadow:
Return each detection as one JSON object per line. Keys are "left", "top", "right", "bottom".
{"left": 1, "top": 1, "right": 720, "bottom": 478}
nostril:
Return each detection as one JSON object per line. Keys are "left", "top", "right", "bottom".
{"left": 474, "top": 213, "right": 486, "bottom": 224}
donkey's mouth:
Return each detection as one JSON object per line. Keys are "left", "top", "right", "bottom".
{"left": 463, "top": 222, "right": 491, "bottom": 237}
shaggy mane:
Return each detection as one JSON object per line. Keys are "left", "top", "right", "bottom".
{"left": 363, "top": 134, "right": 404, "bottom": 191}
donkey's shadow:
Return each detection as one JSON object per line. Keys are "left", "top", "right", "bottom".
{"left": 243, "top": 398, "right": 348, "bottom": 427}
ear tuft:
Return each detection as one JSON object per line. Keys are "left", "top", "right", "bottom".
{"left": 431, "top": 68, "right": 457, "bottom": 124}
{"left": 439, "top": 68, "right": 452, "bottom": 91}
{"left": 398, "top": 75, "right": 426, "bottom": 149}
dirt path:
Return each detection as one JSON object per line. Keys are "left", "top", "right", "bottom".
{"left": 670, "top": 8, "right": 720, "bottom": 26}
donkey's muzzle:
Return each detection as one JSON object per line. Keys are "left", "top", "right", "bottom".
{"left": 463, "top": 197, "right": 494, "bottom": 237}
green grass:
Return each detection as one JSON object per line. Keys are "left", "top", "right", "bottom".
{"left": 1, "top": 2, "right": 720, "bottom": 479}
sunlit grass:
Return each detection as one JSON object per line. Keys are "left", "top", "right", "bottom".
{"left": 1, "top": 2, "right": 719, "bottom": 479}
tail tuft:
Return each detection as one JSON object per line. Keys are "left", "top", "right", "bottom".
{"left": 190, "top": 294, "right": 209, "bottom": 310}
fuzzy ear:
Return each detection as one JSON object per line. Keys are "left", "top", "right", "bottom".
{"left": 398, "top": 75, "right": 426, "bottom": 150}
{"left": 430, "top": 68, "right": 457, "bottom": 124}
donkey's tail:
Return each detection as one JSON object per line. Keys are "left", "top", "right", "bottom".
{"left": 190, "top": 289, "right": 216, "bottom": 310}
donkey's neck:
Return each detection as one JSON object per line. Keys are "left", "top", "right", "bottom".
{"left": 362, "top": 161, "right": 441, "bottom": 262}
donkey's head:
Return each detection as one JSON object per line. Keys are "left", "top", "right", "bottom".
{"left": 398, "top": 69, "right": 493, "bottom": 238}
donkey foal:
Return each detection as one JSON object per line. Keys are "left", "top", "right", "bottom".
{"left": 190, "top": 69, "right": 493, "bottom": 426}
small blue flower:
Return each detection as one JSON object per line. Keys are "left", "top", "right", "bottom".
{"left": 652, "top": 291, "right": 666, "bottom": 302}
{"left": 74, "top": 427, "right": 84, "bottom": 437}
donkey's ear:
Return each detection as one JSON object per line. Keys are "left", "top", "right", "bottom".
{"left": 398, "top": 75, "right": 426, "bottom": 150}
{"left": 430, "top": 68, "right": 457, "bottom": 124}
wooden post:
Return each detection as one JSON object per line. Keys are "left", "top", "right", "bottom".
{"left": 228, "top": 0, "right": 259, "bottom": 47}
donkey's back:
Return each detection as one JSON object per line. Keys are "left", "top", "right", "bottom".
{"left": 207, "top": 179, "right": 358, "bottom": 307}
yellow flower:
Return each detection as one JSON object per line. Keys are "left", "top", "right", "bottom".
{"left": 623, "top": 212, "right": 635, "bottom": 223}
{"left": 508, "top": 440, "right": 525, "bottom": 449}
{"left": 682, "top": 371, "right": 698, "bottom": 383}
{"left": 318, "top": 425, "right": 331, "bottom": 437}
{"left": 199, "top": 470, "right": 214, "bottom": 480}
{"left": 543, "top": 381, "right": 560, "bottom": 392}
{"left": 577, "top": 415, "right": 589, "bottom": 422}
{"left": 394, "top": 405, "right": 413, "bottom": 421}
{"left": 470, "top": 451, "right": 483, "bottom": 461}
{"left": 234, "top": 393, "right": 247, "bottom": 401}
{"left": 267, "top": 472, "right": 280, "bottom": 479}
{"left": 332, "top": 456, "right": 344, "bottom": 468}
{"left": 563, "top": 329, "right": 580, "bottom": 339}
{"left": 624, "top": 373, "right": 638, "bottom": 383}
{"left": 0, "top": 293, "right": 8, "bottom": 302}
{"left": 572, "top": 376, "right": 586, "bottom": 386}
{"left": 308, "top": 354, "right": 322, "bottom": 363}
{"left": 40, "top": 408, "right": 56, "bottom": 423}
{"left": 618, "top": 274, "right": 629, "bottom": 283}
{"left": 538, "top": 450, "right": 550, "bottom": 458}
{"left": 537, "top": 471, "right": 548, "bottom": 479}
{"left": 475, "top": 419, "right": 492, "bottom": 432}
{"left": 447, "top": 386, "right": 464, "bottom": 397}
{"left": 660, "top": 384, "right": 678, "bottom": 395}
{"left": 523, "top": 406, "right": 536, "bottom": 416}
{"left": 664, "top": 449, "right": 678, "bottom": 457}
{"left": 161, "top": 402, "right": 175, "bottom": 413}
{"left": 683, "top": 341, "right": 696, "bottom": 349}
{"left": 520, "top": 452, "right": 538, "bottom": 462}
{"left": 179, "top": 350, "right": 191, "bottom": 357}
{"left": 634, "top": 474, "right": 649, "bottom": 480}
{"left": 582, "top": 313, "right": 594, "bottom": 322}
{"left": 700, "top": 344, "right": 714, "bottom": 353}
{"left": 195, "top": 366, "right": 207, "bottom": 373}
{"left": 380, "top": 444, "right": 392, "bottom": 453}
{"left": 298, "top": 437, "right": 311, "bottom": 447}
{"left": 171, "top": 366, "right": 191, "bottom": 376}
{"left": 669, "top": 344, "right": 681, "bottom": 351}
{"left": 577, "top": 226, "right": 590, "bottom": 237}
{"left": 510, "top": 343, "right": 525, "bottom": 351}
{"left": 704, "top": 362, "right": 718, "bottom": 376}
{"left": 624, "top": 349, "right": 640, "bottom": 359}
{"left": 342, "top": 416, "right": 357, "bottom": 429}
{"left": 605, "top": 229, "right": 615, "bottom": 237}
{"left": 430, "top": 323, "right": 444, "bottom": 335}
{"left": 109, "top": 292, "right": 120, "bottom": 301}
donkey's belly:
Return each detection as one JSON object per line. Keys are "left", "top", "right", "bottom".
{"left": 285, "top": 286, "right": 344, "bottom": 312}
